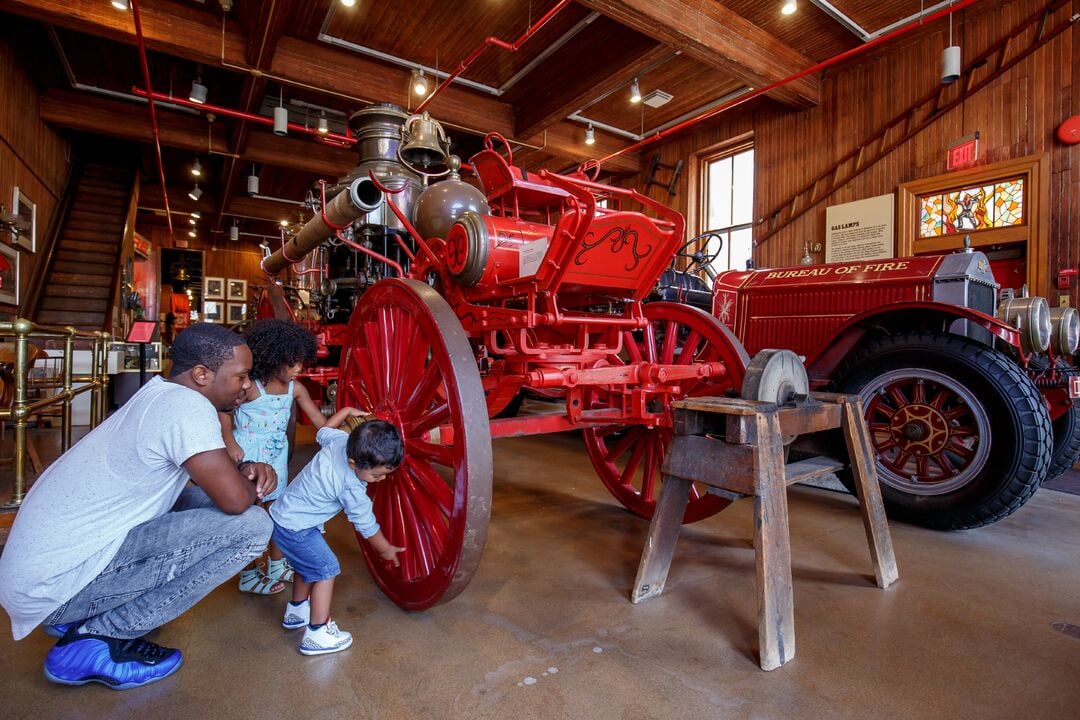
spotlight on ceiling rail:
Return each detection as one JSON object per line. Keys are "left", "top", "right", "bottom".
{"left": 188, "top": 184, "right": 202, "bottom": 202}
{"left": 412, "top": 69, "right": 429, "bottom": 97}
{"left": 630, "top": 78, "right": 641, "bottom": 104}
{"left": 781, "top": 0, "right": 797, "bottom": 15}
{"left": 189, "top": 77, "right": 208, "bottom": 104}
{"left": 585, "top": 124, "right": 595, "bottom": 146}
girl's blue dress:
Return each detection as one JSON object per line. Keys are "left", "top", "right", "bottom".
{"left": 233, "top": 380, "right": 293, "bottom": 501}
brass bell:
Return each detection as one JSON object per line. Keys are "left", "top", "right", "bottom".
{"left": 399, "top": 111, "right": 450, "bottom": 176}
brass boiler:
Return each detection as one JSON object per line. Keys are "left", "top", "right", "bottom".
{"left": 333, "top": 103, "right": 425, "bottom": 232}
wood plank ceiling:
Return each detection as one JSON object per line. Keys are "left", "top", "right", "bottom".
{"left": 0, "top": 0, "right": 953, "bottom": 244}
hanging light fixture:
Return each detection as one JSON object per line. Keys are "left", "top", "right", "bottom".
{"left": 229, "top": 222, "right": 239, "bottom": 242}
{"left": 340, "top": 0, "right": 357, "bottom": 6}
{"left": 189, "top": 77, "right": 208, "bottom": 104}
{"left": 412, "top": 69, "right": 429, "bottom": 96}
{"left": 630, "top": 78, "right": 642, "bottom": 104}
{"left": 941, "top": 3, "right": 961, "bottom": 84}
{"left": 191, "top": 157, "right": 202, "bottom": 177}
{"left": 111, "top": 0, "right": 129, "bottom": 10}
{"left": 585, "top": 124, "right": 596, "bottom": 145}
{"left": 247, "top": 167, "right": 260, "bottom": 195}
{"left": 317, "top": 111, "right": 329, "bottom": 135}
{"left": 188, "top": 229, "right": 197, "bottom": 238}
{"left": 190, "top": 210, "right": 201, "bottom": 220}
{"left": 781, "top": 0, "right": 797, "bottom": 15}
{"left": 189, "top": 216, "right": 197, "bottom": 225}
{"left": 188, "top": 184, "right": 202, "bottom": 201}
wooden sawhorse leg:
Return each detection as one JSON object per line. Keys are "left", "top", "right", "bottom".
{"left": 631, "top": 473, "right": 692, "bottom": 604}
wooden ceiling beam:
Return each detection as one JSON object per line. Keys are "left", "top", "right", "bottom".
{"left": 521, "top": 122, "right": 638, "bottom": 174}
{"left": 575, "top": 0, "right": 820, "bottom": 108}
{"left": 7, "top": 0, "right": 639, "bottom": 168}
{"left": 39, "top": 90, "right": 355, "bottom": 177}
{"left": 512, "top": 29, "right": 671, "bottom": 140}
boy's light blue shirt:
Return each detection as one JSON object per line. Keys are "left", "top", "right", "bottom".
{"left": 269, "top": 427, "right": 380, "bottom": 538}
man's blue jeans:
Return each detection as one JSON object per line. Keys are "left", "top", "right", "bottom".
{"left": 44, "top": 486, "right": 272, "bottom": 639}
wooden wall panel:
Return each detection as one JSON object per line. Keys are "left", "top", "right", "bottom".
{"left": 0, "top": 34, "right": 70, "bottom": 316}
{"left": 629, "top": 0, "right": 1079, "bottom": 303}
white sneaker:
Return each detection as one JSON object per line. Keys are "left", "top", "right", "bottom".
{"left": 299, "top": 620, "right": 352, "bottom": 656}
{"left": 282, "top": 600, "right": 310, "bottom": 630}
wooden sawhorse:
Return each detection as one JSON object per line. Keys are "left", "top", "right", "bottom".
{"left": 631, "top": 392, "right": 899, "bottom": 671}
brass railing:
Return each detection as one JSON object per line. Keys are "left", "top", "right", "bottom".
{"left": 0, "top": 319, "right": 111, "bottom": 507}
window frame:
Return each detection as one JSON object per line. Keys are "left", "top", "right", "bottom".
{"left": 692, "top": 136, "right": 755, "bottom": 274}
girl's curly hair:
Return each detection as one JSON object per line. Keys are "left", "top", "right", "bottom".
{"left": 244, "top": 319, "right": 317, "bottom": 384}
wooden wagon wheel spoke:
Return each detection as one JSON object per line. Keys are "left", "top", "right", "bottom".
{"left": 584, "top": 302, "right": 749, "bottom": 524}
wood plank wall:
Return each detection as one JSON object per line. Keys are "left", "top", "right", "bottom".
{"left": 628, "top": 0, "right": 1079, "bottom": 305}
{"left": 0, "top": 34, "right": 70, "bottom": 318}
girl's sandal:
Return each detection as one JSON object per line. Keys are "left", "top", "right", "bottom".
{"left": 238, "top": 568, "right": 286, "bottom": 595}
{"left": 266, "top": 557, "right": 295, "bottom": 583}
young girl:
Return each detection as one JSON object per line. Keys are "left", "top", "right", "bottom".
{"left": 221, "top": 319, "right": 352, "bottom": 594}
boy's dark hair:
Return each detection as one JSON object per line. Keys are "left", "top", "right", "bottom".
{"left": 169, "top": 323, "right": 246, "bottom": 377}
{"left": 243, "top": 319, "right": 317, "bottom": 384}
{"left": 346, "top": 420, "right": 404, "bottom": 470}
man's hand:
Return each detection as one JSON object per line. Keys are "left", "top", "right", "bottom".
{"left": 239, "top": 462, "right": 278, "bottom": 500}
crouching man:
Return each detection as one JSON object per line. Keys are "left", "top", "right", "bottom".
{"left": 0, "top": 323, "right": 276, "bottom": 690}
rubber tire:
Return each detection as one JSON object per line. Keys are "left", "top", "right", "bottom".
{"left": 1028, "top": 356, "right": 1080, "bottom": 481}
{"left": 833, "top": 332, "right": 1052, "bottom": 530}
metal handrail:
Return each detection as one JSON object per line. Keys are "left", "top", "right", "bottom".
{"left": 0, "top": 319, "right": 111, "bottom": 507}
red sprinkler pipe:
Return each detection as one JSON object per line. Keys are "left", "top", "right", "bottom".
{"left": 599, "top": 0, "right": 982, "bottom": 165}
{"left": 416, "top": 0, "right": 572, "bottom": 112}
{"left": 131, "top": 88, "right": 358, "bottom": 146}
{"left": 129, "top": 0, "right": 171, "bottom": 232}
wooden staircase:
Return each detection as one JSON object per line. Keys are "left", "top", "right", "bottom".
{"left": 34, "top": 160, "right": 134, "bottom": 331}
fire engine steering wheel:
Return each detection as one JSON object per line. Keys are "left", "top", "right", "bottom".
{"left": 675, "top": 231, "right": 723, "bottom": 275}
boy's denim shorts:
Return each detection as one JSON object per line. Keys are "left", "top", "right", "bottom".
{"left": 271, "top": 522, "right": 340, "bottom": 583}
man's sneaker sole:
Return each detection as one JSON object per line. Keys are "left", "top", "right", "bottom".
{"left": 44, "top": 657, "right": 183, "bottom": 690}
{"left": 299, "top": 634, "right": 353, "bottom": 656}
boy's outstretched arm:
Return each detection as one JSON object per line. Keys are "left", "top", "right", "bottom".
{"left": 365, "top": 530, "right": 404, "bottom": 567}
{"left": 325, "top": 406, "right": 369, "bottom": 429}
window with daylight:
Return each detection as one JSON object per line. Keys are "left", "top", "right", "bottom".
{"left": 918, "top": 177, "right": 1025, "bottom": 237}
{"left": 700, "top": 143, "right": 754, "bottom": 273}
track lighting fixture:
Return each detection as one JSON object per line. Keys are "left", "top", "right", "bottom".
{"left": 191, "top": 158, "right": 202, "bottom": 177}
{"left": 188, "top": 184, "right": 202, "bottom": 201}
{"left": 189, "top": 77, "right": 208, "bottom": 104}
{"left": 781, "top": 0, "right": 797, "bottom": 15}
{"left": 189, "top": 216, "right": 197, "bottom": 225}
{"left": 630, "top": 78, "right": 641, "bottom": 104}
{"left": 340, "top": 0, "right": 357, "bottom": 6}
{"left": 230, "top": 222, "right": 239, "bottom": 242}
{"left": 188, "top": 229, "right": 197, "bottom": 238}
{"left": 111, "top": 0, "right": 129, "bottom": 10}
{"left": 317, "top": 112, "right": 329, "bottom": 135}
{"left": 412, "top": 69, "right": 429, "bottom": 97}
{"left": 941, "top": 4, "right": 961, "bottom": 84}
{"left": 190, "top": 210, "right": 201, "bottom": 220}
{"left": 247, "top": 168, "right": 260, "bottom": 195}
{"left": 280, "top": 219, "right": 290, "bottom": 227}
{"left": 585, "top": 124, "right": 595, "bottom": 146}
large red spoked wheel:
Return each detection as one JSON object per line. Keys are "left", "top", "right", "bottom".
{"left": 583, "top": 302, "right": 750, "bottom": 523}
{"left": 337, "top": 279, "right": 492, "bottom": 610}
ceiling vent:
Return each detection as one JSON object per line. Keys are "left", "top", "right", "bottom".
{"left": 642, "top": 90, "right": 673, "bottom": 108}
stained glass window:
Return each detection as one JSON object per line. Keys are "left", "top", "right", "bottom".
{"left": 918, "top": 178, "right": 1024, "bottom": 237}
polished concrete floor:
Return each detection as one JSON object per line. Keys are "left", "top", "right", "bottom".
{"left": 1, "top": 428, "right": 1079, "bottom": 719}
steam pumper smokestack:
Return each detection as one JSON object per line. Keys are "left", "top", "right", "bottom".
{"left": 261, "top": 177, "right": 383, "bottom": 275}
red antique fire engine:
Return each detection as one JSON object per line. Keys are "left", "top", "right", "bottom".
{"left": 698, "top": 251, "right": 1080, "bottom": 530}
{"left": 259, "top": 107, "right": 755, "bottom": 610}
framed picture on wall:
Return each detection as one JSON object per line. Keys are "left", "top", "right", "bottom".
{"left": 0, "top": 243, "right": 20, "bottom": 305}
{"left": 11, "top": 187, "right": 36, "bottom": 253}
{"left": 226, "top": 302, "right": 247, "bottom": 324}
{"left": 204, "top": 276, "right": 224, "bottom": 300}
{"left": 203, "top": 301, "right": 222, "bottom": 323}
{"left": 227, "top": 278, "right": 247, "bottom": 301}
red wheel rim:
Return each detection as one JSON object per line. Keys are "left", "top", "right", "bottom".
{"left": 338, "top": 279, "right": 492, "bottom": 610}
{"left": 583, "top": 302, "right": 749, "bottom": 523}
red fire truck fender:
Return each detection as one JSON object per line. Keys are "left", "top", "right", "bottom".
{"left": 805, "top": 300, "right": 1025, "bottom": 381}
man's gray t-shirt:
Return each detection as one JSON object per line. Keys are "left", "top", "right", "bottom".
{"left": 0, "top": 376, "right": 225, "bottom": 640}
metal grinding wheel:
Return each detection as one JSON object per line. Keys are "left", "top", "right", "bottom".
{"left": 742, "top": 350, "right": 810, "bottom": 443}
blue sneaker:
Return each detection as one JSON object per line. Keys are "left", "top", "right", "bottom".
{"left": 43, "top": 622, "right": 77, "bottom": 639}
{"left": 44, "top": 631, "right": 183, "bottom": 690}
